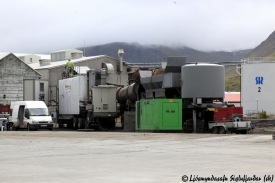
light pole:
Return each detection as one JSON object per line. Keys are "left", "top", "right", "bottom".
{"left": 256, "top": 99, "right": 259, "bottom": 114}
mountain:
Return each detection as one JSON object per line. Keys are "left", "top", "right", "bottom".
{"left": 81, "top": 42, "right": 166, "bottom": 63}
{"left": 80, "top": 42, "right": 252, "bottom": 63}
{"left": 247, "top": 31, "right": 275, "bottom": 58}
{"left": 152, "top": 45, "right": 251, "bottom": 63}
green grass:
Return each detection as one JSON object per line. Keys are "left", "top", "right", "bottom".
{"left": 225, "top": 66, "right": 240, "bottom": 92}
{"left": 268, "top": 52, "right": 275, "bottom": 58}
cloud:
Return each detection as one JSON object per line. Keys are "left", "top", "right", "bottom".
{"left": 0, "top": 0, "right": 275, "bottom": 53}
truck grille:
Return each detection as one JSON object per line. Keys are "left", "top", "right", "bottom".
{"left": 39, "top": 122, "right": 48, "bottom": 124}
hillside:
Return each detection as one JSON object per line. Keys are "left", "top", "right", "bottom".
{"left": 152, "top": 45, "right": 251, "bottom": 63}
{"left": 79, "top": 42, "right": 252, "bottom": 63}
{"left": 224, "top": 66, "right": 241, "bottom": 92}
{"left": 81, "top": 42, "right": 166, "bottom": 63}
{"left": 247, "top": 31, "right": 275, "bottom": 58}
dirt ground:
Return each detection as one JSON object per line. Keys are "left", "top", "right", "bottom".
{"left": 251, "top": 120, "right": 275, "bottom": 134}
{"left": 0, "top": 120, "right": 274, "bottom": 183}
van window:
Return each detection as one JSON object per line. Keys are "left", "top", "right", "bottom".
{"left": 25, "top": 109, "right": 30, "bottom": 119}
{"left": 28, "top": 108, "right": 49, "bottom": 116}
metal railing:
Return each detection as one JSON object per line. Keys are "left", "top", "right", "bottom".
{"left": 241, "top": 57, "right": 275, "bottom": 64}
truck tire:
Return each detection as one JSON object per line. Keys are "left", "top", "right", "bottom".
{"left": 212, "top": 127, "right": 218, "bottom": 134}
{"left": 27, "top": 124, "right": 32, "bottom": 131}
{"left": 240, "top": 130, "right": 247, "bottom": 134}
{"left": 73, "top": 117, "right": 78, "bottom": 130}
{"left": 219, "top": 127, "right": 226, "bottom": 134}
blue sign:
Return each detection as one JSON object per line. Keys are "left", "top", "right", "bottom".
{"left": 255, "top": 76, "right": 264, "bottom": 85}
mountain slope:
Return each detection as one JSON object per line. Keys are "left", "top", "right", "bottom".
{"left": 80, "top": 42, "right": 252, "bottom": 63}
{"left": 153, "top": 45, "right": 251, "bottom": 63}
{"left": 247, "top": 31, "right": 275, "bottom": 57}
{"left": 81, "top": 42, "right": 166, "bottom": 63}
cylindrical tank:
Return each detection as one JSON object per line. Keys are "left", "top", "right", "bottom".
{"left": 181, "top": 63, "right": 224, "bottom": 99}
{"left": 116, "top": 83, "right": 139, "bottom": 104}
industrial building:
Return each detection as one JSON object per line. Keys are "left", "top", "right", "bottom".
{"left": 0, "top": 53, "right": 41, "bottom": 111}
{"left": 27, "top": 49, "right": 129, "bottom": 120}
{"left": 240, "top": 58, "right": 275, "bottom": 115}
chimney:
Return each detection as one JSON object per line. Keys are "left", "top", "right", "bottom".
{"left": 118, "top": 49, "right": 124, "bottom": 72}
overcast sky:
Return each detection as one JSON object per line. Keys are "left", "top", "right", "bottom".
{"left": 1, "top": 0, "right": 275, "bottom": 53}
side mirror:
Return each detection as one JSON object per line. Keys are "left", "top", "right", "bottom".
{"left": 51, "top": 114, "right": 54, "bottom": 118}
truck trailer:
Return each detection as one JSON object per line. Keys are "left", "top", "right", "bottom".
{"left": 58, "top": 70, "right": 118, "bottom": 130}
{"left": 208, "top": 107, "right": 252, "bottom": 134}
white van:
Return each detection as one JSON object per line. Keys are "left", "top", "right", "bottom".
{"left": 10, "top": 101, "right": 53, "bottom": 131}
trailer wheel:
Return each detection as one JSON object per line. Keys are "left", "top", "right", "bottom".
{"left": 212, "top": 127, "right": 218, "bottom": 134}
{"left": 219, "top": 127, "right": 226, "bottom": 134}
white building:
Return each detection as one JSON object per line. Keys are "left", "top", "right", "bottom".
{"left": 240, "top": 58, "right": 275, "bottom": 115}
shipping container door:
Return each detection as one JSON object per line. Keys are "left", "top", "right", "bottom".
{"left": 140, "top": 101, "right": 153, "bottom": 130}
{"left": 162, "top": 102, "right": 180, "bottom": 129}
{"left": 101, "top": 88, "right": 109, "bottom": 112}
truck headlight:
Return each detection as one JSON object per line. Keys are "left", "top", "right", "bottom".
{"left": 32, "top": 121, "right": 38, "bottom": 124}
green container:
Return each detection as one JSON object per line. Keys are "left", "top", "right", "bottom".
{"left": 136, "top": 99, "right": 182, "bottom": 131}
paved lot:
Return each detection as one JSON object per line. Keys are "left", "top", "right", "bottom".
{"left": 0, "top": 131, "right": 274, "bottom": 183}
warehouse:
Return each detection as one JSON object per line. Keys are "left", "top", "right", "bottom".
{"left": 0, "top": 53, "right": 41, "bottom": 108}
{"left": 240, "top": 58, "right": 275, "bottom": 116}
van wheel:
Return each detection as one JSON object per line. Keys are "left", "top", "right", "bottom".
{"left": 27, "top": 124, "right": 32, "bottom": 131}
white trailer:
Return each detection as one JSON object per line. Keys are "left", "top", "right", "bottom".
{"left": 58, "top": 72, "right": 118, "bottom": 130}
{"left": 209, "top": 120, "right": 253, "bottom": 134}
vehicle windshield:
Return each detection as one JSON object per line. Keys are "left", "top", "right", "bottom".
{"left": 28, "top": 108, "right": 49, "bottom": 116}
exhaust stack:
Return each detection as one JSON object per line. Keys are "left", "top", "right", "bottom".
{"left": 118, "top": 49, "right": 124, "bottom": 72}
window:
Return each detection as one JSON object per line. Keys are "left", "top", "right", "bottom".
{"left": 40, "top": 83, "right": 44, "bottom": 92}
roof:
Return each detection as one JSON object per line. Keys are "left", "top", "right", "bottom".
{"left": 0, "top": 53, "right": 41, "bottom": 76}
{"left": 224, "top": 92, "right": 240, "bottom": 102}
{"left": 51, "top": 49, "right": 83, "bottom": 53}
{"left": 0, "top": 54, "right": 8, "bottom": 60}
{"left": 28, "top": 55, "right": 107, "bottom": 70}
{"left": 0, "top": 52, "right": 50, "bottom": 60}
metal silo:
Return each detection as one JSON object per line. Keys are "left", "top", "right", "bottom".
{"left": 181, "top": 63, "right": 225, "bottom": 101}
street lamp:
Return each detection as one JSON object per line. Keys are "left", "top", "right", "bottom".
{"left": 256, "top": 99, "right": 259, "bottom": 114}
